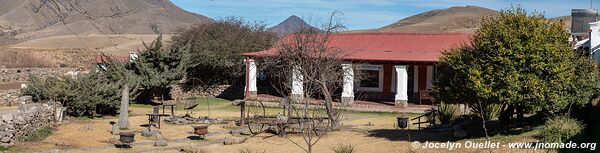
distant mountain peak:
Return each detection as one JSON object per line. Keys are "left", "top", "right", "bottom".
{"left": 268, "top": 15, "right": 316, "bottom": 36}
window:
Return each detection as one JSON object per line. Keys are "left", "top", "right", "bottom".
{"left": 357, "top": 64, "right": 383, "bottom": 92}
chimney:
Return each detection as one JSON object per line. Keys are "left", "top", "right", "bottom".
{"left": 572, "top": 9, "right": 599, "bottom": 40}
{"left": 590, "top": 21, "right": 600, "bottom": 61}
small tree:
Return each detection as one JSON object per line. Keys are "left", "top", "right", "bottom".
{"left": 131, "top": 35, "right": 190, "bottom": 101}
{"left": 261, "top": 12, "right": 353, "bottom": 153}
{"left": 23, "top": 71, "right": 122, "bottom": 117}
{"left": 432, "top": 7, "right": 599, "bottom": 134}
{"left": 171, "top": 17, "right": 277, "bottom": 88}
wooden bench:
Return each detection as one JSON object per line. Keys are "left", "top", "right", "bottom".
{"left": 419, "top": 90, "right": 434, "bottom": 105}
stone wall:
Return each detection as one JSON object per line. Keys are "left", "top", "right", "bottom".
{"left": 0, "top": 102, "right": 60, "bottom": 146}
{"left": 0, "top": 84, "right": 29, "bottom": 106}
{"left": 0, "top": 68, "right": 81, "bottom": 82}
{"left": 170, "top": 84, "right": 244, "bottom": 100}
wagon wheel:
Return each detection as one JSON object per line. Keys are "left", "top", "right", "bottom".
{"left": 313, "top": 118, "right": 328, "bottom": 137}
{"left": 246, "top": 101, "right": 266, "bottom": 134}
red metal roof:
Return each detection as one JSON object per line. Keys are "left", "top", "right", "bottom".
{"left": 242, "top": 32, "right": 473, "bottom": 62}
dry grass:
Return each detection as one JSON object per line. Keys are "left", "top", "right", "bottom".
{"left": 0, "top": 47, "right": 96, "bottom": 68}
{"left": 0, "top": 49, "right": 51, "bottom": 68}
{"left": 13, "top": 101, "right": 547, "bottom": 153}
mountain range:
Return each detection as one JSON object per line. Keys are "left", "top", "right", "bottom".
{"left": 378, "top": 6, "right": 499, "bottom": 33}
{"left": 0, "top": 3, "right": 574, "bottom": 47}
{"left": 0, "top": 0, "right": 212, "bottom": 39}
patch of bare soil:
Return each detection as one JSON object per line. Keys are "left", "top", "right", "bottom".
{"left": 16, "top": 106, "right": 546, "bottom": 153}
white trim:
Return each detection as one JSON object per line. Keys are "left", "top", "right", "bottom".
{"left": 244, "top": 59, "right": 257, "bottom": 93}
{"left": 357, "top": 64, "right": 384, "bottom": 92}
{"left": 341, "top": 64, "right": 354, "bottom": 98}
{"left": 395, "top": 65, "right": 408, "bottom": 101}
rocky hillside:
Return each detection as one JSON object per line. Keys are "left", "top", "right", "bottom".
{"left": 0, "top": 0, "right": 212, "bottom": 39}
{"left": 379, "top": 6, "right": 499, "bottom": 32}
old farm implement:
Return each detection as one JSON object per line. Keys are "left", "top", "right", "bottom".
{"left": 241, "top": 100, "right": 329, "bottom": 137}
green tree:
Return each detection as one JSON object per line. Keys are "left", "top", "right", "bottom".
{"left": 171, "top": 17, "right": 277, "bottom": 87}
{"left": 23, "top": 71, "right": 122, "bottom": 117}
{"left": 432, "top": 7, "right": 599, "bottom": 130}
{"left": 23, "top": 35, "right": 191, "bottom": 116}
{"left": 129, "top": 35, "right": 190, "bottom": 101}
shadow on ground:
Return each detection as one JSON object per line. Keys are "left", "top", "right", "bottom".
{"left": 367, "top": 115, "right": 545, "bottom": 142}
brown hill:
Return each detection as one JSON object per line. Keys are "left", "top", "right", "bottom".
{"left": 268, "top": 15, "right": 317, "bottom": 36}
{"left": 0, "top": 0, "right": 212, "bottom": 39}
{"left": 379, "top": 6, "right": 498, "bottom": 32}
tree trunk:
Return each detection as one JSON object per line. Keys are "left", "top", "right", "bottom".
{"left": 498, "top": 104, "right": 514, "bottom": 129}
{"left": 320, "top": 83, "right": 338, "bottom": 129}
{"left": 516, "top": 104, "right": 524, "bottom": 122}
{"left": 118, "top": 85, "right": 130, "bottom": 129}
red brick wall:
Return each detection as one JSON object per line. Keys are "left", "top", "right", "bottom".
{"left": 382, "top": 64, "right": 393, "bottom": 95}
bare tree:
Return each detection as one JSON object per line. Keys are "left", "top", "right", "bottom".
{"left": 260, "top": 11, "right": 359, "bottom": 153}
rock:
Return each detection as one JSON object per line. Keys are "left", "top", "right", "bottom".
{"left": 55, "top": 141, "right": 71, "bottom": 147}
{"left": 154, "top": 139, "right": 168, "bottom": 146}
{"left": 223, "top": 137, "right": 246, "bottom": 145}
{"left": 1, "top": 137, "right": 10, "bottom": 143}
{"left": 180, "top": 145, "right": 208, "bottom": 153}
{"left": 141, "top": 127, "right": 161, "bottom": 137}
{"left": 36, "top": 149, "right": 60, "bottom": 153}
{"left": 1, "top": 114, "right": 12, "bottom": 121}
{"left": 229, "top": 130, "right": 241, "bottom": 136}
{"left": 223, "top": 122, "right": 238, "bottom": 128}
{"left": 18, "top": 96, "right": 32, "bottom": 102}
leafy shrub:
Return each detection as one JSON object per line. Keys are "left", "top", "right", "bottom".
{"left": 541, "top": 116, "right": 584, "bottom": 143}
{"left": 23, "top": 127, "right": 54, "bottom": 142}
{"left": 23, "top": 72, "right": 123, "bottom": 116}
{"left": 171, "top": 17, "right": 277, "bottom": 87}
{"left": 331, "top": 143, "right": 356, "bottom": 153}
{"left": 469, "top": 103, "right": 501, "bottom": 120}
{"left": 437, "top": 103, "right": 458, "bottom": 125}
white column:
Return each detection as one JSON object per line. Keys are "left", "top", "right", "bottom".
{"left": 244, "top": 59, "right": 257, "bottom": 97}
{"left": 291, "top": 66, "right": 304, "bottom": 99}
{"left": 426, "top": 65, "right": 434, "bottom": 90}
{"left": 395, "top": 65, "right": 408, "bottom": 108}
{"left": 413, "top": 65, "right": 419, "bottom": 93}
{"left": 341, "top": 64, "right": 354, "bottom": 106}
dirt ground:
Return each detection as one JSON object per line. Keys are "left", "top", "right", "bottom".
{"left": 11, "top": 101, "right": 550, "bottom": 153}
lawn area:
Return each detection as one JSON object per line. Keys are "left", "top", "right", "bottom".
{"left": 12, "top": 97, "right": 549, "bottom": 153}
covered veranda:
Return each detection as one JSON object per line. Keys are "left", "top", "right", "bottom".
{"left": 240, "top": 32, "right": 472, "bottom": 112}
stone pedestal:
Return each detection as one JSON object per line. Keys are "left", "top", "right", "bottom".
{"left": 248, "top": 91, "right": 257, "bottom": 97}
{"left": 341, "top": 97, "right": 354, "bottom": 106}
{"left": 290, "top": 94, "right": 303, "bottom": 101}
{"left": 395, "top": 100, "right": 408, "bottom": 108}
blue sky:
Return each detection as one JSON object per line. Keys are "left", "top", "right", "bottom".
{"left": 171, "top": 0, "right": 597, "bottom": 30}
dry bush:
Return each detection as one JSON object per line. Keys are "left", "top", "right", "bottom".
{"left": 0, "top": 47, "right": 96, "bottom": 68}
{"left": 180, "top": 144, "right": 210, "bottom": 153}
{"left": 0, "top": 49, "right": 51, "bottom": 68}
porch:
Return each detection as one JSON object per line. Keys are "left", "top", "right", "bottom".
{"left": 243, "top": 59, "right": 437, "bottom": 112}
{"left": 247, "top": 94, "right": 435, "bottom": 113}
{"left": 240, "top": 33, "right": 472, "bottom": 112}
